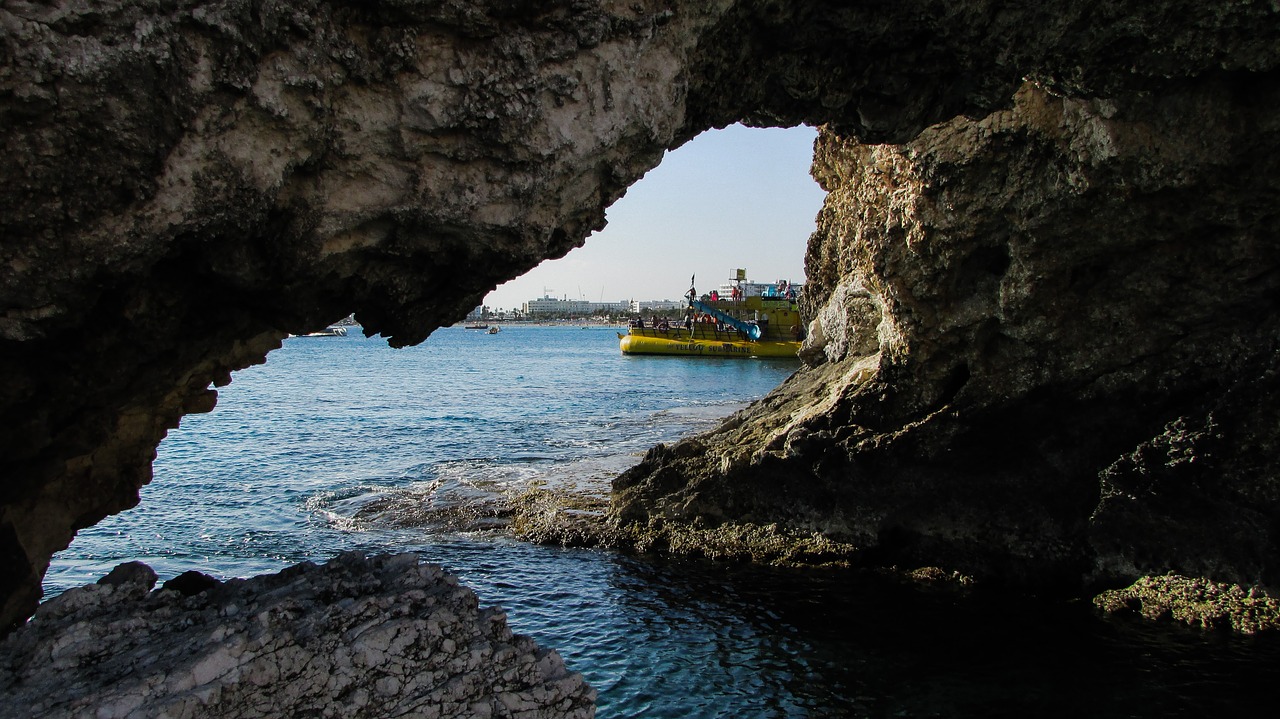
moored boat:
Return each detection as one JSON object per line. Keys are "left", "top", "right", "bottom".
{"left": 618, "top": 270, "right": 804, "bottom": 358}
{"left": 290, "top": 325, "right": 348, "bottom": 338}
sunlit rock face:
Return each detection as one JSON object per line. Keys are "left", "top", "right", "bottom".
{"left": 615, "top": 80, "right": 1280, "bottom": 589}
{"left": 2, "top": 0, "right": 1279, "bottom": 631}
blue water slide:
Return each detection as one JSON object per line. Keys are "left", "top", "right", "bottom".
{"left": 689, "top": 299, "right": 762, "bottom": 340}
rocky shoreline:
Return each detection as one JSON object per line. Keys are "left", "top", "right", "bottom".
{"left": 0, "top": 553, "right": 594, "bottom": 718}
{"left": 3, "top": 0, "right": 1280, "bottom": 711}
{"left": 515, "top": 478, "right": 1280, "bottom": 635}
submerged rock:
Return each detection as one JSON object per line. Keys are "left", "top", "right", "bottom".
{"left": 510, "top": 482, "right": 614, "bottom": 548}
{"left": 0, "top": 553, "right": 594, "bottom": 718}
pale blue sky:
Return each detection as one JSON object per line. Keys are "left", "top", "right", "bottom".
{"left": 483, "top": 124, "right": 826, "bottom": 310}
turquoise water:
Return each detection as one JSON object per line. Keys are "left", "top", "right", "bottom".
{"left": 46, "top": 326, "right": 1280, "bottom": 717}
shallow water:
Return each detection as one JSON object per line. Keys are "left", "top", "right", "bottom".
{"left": 46, "top": 326, "right": 1280, "bottom": 717}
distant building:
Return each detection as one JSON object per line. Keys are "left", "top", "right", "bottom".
{"left": 464, "top": 305, "right": 486, "bottom": 321}
{"left": 522, "top": 296, "right": 629, "bottom": 316}
{"left": 629, "top": 299, "right": 685, "bottom": 313}
{"left": 515, "top": 271, "right": 804, "bottom": 318}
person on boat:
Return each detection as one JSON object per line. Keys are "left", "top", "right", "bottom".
{"left": 709, "top": 290, "right": 719, "bottom": 302}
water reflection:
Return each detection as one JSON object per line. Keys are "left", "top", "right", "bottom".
{"left": 448, "top": 543, "right": 1280, "bottom": 718}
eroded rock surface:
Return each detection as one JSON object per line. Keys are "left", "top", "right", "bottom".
{"left": 614, "top": 79, "right": 1280, "bottom": 592}
{"left": 3, "top": 0, "right": 1280, "bottom": 631}
{"left": 0, "top": 553, "right": 594, "bottom": 718}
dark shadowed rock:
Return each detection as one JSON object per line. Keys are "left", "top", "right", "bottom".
{"left": 161, "top": 569, "right": 223, "bottom": 596}
{"left": 96, "top": 561, "right": 158, "bottom": 590}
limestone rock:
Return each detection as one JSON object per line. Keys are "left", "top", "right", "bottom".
{"left": 3, "top": 0, "right": 1280, "bottom": 629}
{"left": 0, "top": 553, "right": 595, "bottom": 718}
{"left": 613, "top": 78, "right": 1280, "bottom": 591}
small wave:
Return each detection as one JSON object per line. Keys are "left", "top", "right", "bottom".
{"left": 509, "top": 455, "right": 558, "bottom": 463}
{"left": 303, "top": 451, "right": 630, "bottom": 538}
{"left": 307, "top": 459, "right": 546, "bottom": 535}
{"left": 306, "top": 483, "right": 393, "bottom": 504}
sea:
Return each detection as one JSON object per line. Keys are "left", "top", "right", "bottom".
{"left": 45, "top": 325, "right": 1280, "bottom": 717}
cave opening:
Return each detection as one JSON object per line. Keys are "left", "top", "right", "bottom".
{"left": 7, "top": 1, "right": 1280, "bottom": 713}
{"left": 43, "top": 123, "right": 825, "bottom": 594}
{"left": 27, "top": 123, "right": 850, "bottom": 715}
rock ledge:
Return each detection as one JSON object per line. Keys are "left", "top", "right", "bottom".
{"left": 0, "top": 553, "right": 594, "bottom": 718}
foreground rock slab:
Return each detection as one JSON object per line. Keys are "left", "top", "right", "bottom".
{"left": 0, "top": 553, "right": 594, "bottom": 718}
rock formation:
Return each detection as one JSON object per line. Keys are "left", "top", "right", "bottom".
{"left": 2, "top": 0, "right": 1279, "bottom": 636}
{"left": 0, "top": 552, "right": 594, "bottom": 718}
{"left": 614, "top": 80, "right": 1280, "bottom": 595}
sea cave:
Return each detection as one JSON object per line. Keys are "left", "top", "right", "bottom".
{"left": 3, "top": 1, "right": 1280, "bottom": 715}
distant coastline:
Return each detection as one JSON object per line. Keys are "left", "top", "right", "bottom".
{"left": 451, "top": 318, "right": 628, "bottom": 327}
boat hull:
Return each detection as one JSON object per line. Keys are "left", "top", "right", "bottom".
{"left": 619, "top": 332, "right": 798, "bottom": 358}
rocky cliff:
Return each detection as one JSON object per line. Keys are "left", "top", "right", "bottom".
{"left": 2, "top": 0, "right": 1279, "bottom": 634}
{"left": 614, "top": 80, "right": 1280, "bottom": 595}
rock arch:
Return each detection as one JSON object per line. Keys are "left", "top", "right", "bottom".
{"left": 3, "top": 0, "right": 1279, "bottom": 630}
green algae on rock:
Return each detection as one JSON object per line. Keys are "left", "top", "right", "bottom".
{"left": 512, "top": 477, "right": 864, "bottom": 567}
{"left": 1094, "top": 575, "right": 1280, "bottom": 635}
{"left": 616, "top": 518, "right": 862, "bottom": 568}
{"left": 510, "top": 482, "right": 614, "bottom": 548}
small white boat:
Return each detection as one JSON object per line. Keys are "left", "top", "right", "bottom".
{"left": 294, "top": 326, "right": 348, "bottom": 338}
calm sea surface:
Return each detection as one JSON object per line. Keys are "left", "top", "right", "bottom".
{"left": 46, "top": 326, "right": 1280, "bottom": 717}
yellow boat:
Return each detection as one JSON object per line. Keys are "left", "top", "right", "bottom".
{"left": 619, "top": 332, "right": 800, "bottom": 357}
{"left": 619, "top": 274, "right": 804, "bottom": 358}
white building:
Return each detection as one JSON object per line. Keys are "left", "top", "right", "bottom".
{"left": 522, "top": 296, "right": 630, "bottom": 316}
{"left": 630, "top": 299, "right": 686, "bottom": 313}
{"left": 515, "top": 271, "right": 803, "bottom": 317}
